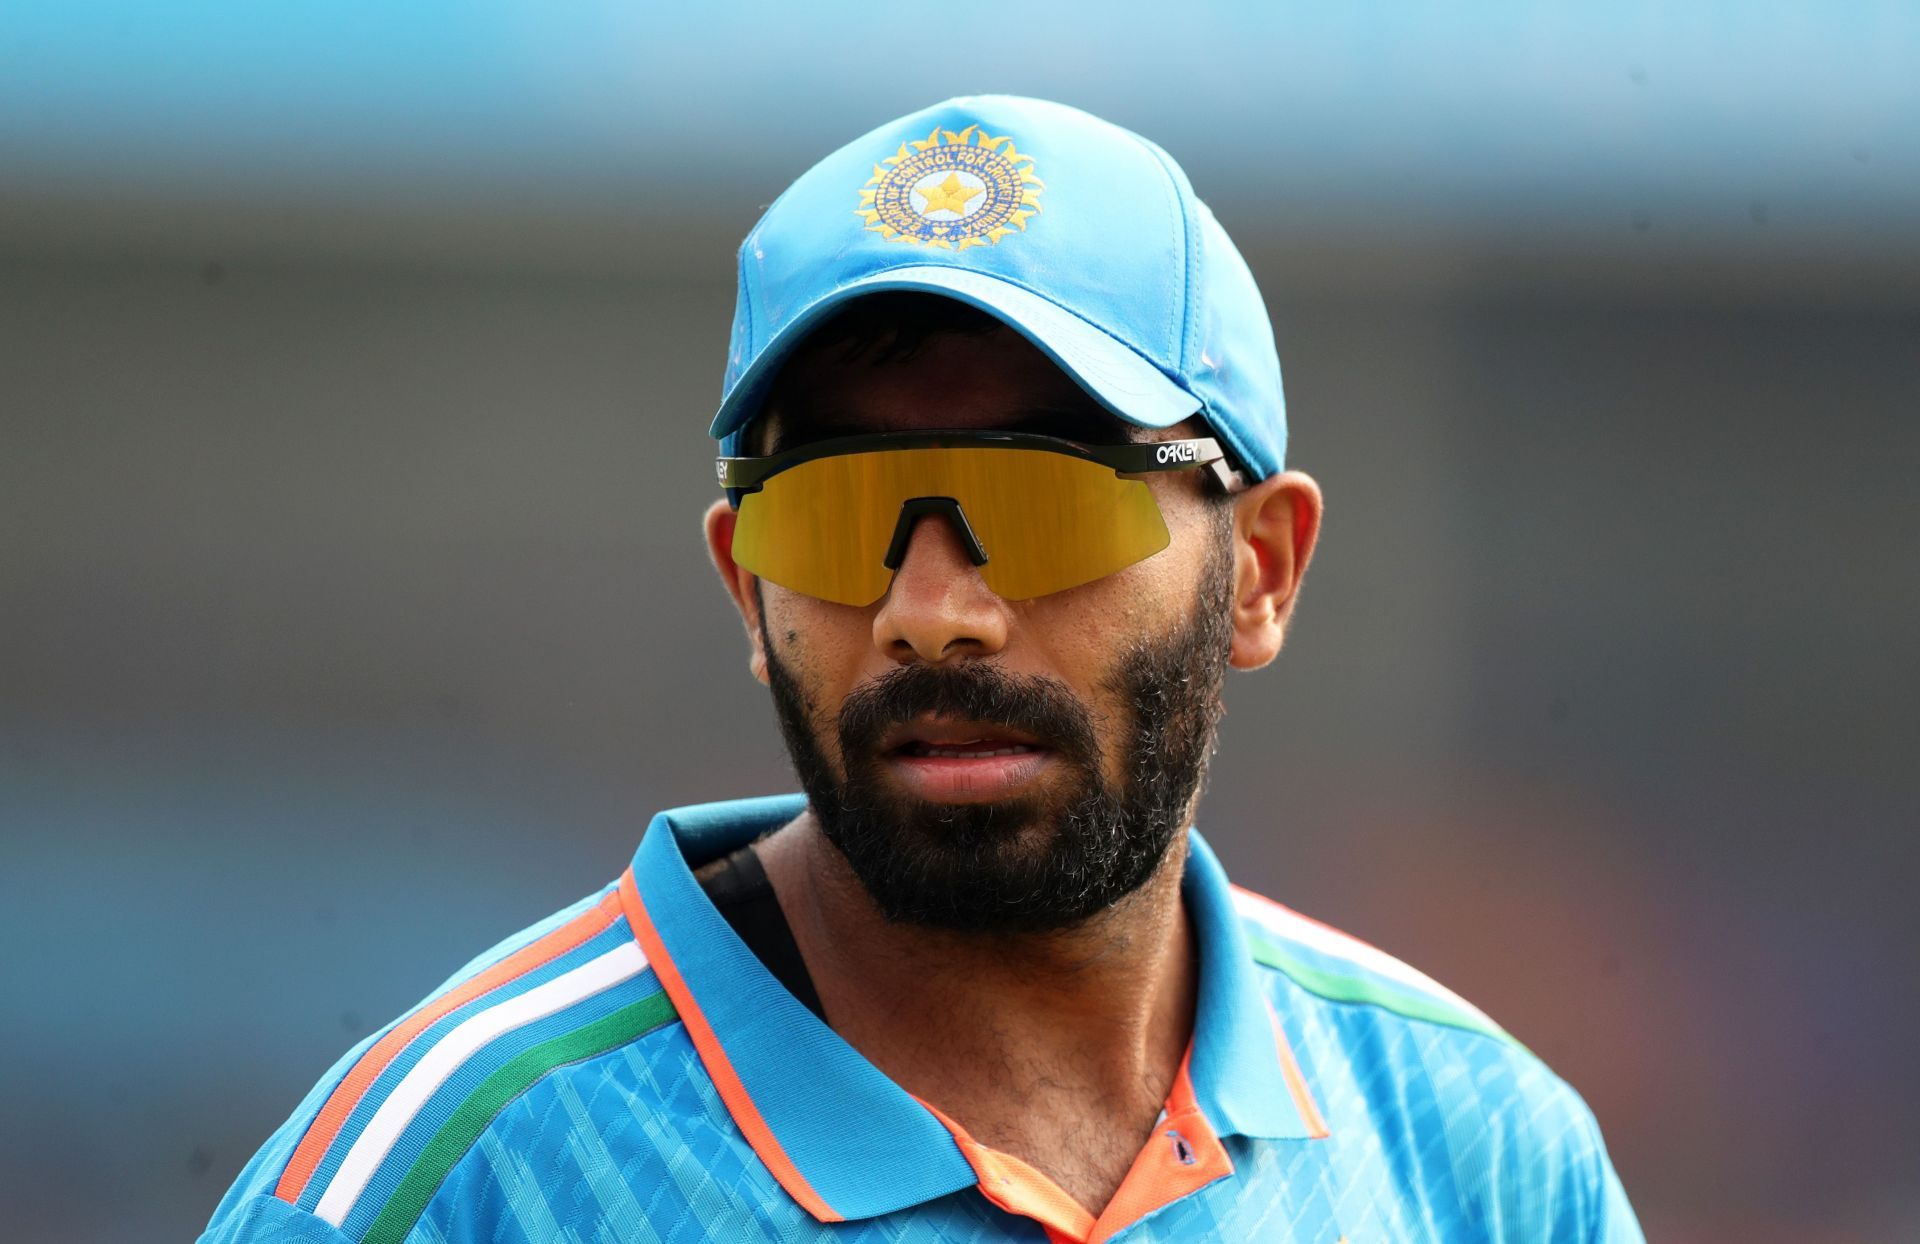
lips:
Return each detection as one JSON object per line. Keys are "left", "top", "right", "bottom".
{"left": 901, "top": 741, "right": 1039, "bottom": 758}
{"left": 879, "top": 718, "right": 1048, "bottom": 758}
{"left": 876, "top": 717, "right": 1056, "bottom": 802}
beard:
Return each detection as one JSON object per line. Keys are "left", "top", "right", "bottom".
{"left": 760, "top": 521, "right": 1234, "bottom": 934}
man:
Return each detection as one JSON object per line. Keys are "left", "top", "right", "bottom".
{"left": 204, "top": 96, "right": 1640, "bottom": 1243}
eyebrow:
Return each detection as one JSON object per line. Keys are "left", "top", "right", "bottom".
{"left": 763, "top": 403, "right": 1137, "bottom": 455}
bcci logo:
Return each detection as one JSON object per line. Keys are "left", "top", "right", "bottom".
{"left": 855, "top": 124, "right": 1045, "bottom": 249}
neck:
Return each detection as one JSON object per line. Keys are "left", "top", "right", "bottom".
{"left": 755, "top": 809, "right": 1197, "bottom": 1208}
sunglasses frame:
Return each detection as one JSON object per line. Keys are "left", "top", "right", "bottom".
{"left": 717, "top": 430, "right": 1248, "bottom": 498}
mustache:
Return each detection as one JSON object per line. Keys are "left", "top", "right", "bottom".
{"left": 837, "top": 661, "right": 1101, "bottom": 767}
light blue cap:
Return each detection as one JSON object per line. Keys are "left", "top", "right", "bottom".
{"left": 711, "top": 95, "right": 1286, "bottom": 480}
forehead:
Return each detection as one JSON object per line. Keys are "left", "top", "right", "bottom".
{"left": 759, "top": 323, "right": 1138, "bottom": 452}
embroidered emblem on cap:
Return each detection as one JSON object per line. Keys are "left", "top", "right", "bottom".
{"left": 855, "top": 124, "right": 1044, "bottom": 249}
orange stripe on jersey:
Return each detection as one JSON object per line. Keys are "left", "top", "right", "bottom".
{"left": 272, "top": 889, "right": 623, "bottom": 1203}
{"left": 617, "top": 867, "right": 842, "bottom": 1223}
{"left": 1267, "top": 1001, "right": 1332, "bottom": 1139}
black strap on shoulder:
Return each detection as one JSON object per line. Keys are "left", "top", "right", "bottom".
{"left": 694, "top": 844, "right": 826, "bottom": 1022}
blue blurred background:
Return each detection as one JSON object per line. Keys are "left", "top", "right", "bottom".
{"left": 3, "top": 3, "right": 1916, "bottom": 1239}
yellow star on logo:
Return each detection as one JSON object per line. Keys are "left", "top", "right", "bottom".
{"left": 917, "top": 172, "right": 982, "bottom": 217}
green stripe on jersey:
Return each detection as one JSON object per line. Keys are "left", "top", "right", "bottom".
{"left": 362, "top": 989, "right": 678, "bottom": 1244}
{"left": 1244, "top": 929, "right": 1520, "bottom": 1048}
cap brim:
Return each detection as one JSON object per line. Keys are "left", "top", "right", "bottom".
{"left": 709, "top": 265, "right": 1199, "bottom": 442}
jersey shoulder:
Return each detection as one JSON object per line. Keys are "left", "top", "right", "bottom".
{"left": 201, "top": 881, "right": 684, "bottom": 1244}
{"left": 1230, "top": 883, "right": 1514, "bottom": 1044}
{"left": 1232, "top": 885, "right": 1644, "bottom": 1243}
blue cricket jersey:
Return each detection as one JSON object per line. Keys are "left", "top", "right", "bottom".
{"left": 203, "top": 794, "right": 1642, "bottom": 1242}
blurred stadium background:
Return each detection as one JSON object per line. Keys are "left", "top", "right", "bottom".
{"left": 3, "top": 3, "right": 1916, "bottom": 1240}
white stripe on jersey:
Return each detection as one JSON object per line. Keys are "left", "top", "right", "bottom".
{"left": 315, "top": 940, "right": 649, "bottom": 1226}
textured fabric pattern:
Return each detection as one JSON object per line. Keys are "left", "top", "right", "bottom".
{"left": 391, "top": 991, "right": 1633, "bottom": 1243}
{"left": 424, "top": 1027, "right": 1052, "bottom": 1243}
{"left": 203, "top": 800, "right": 1642, "bottom": 1244}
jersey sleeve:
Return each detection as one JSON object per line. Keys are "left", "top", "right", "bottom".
{"left": 199, "top": 1194, "right": 357, "bottom": 1244}
{"left": 196, "top": 1028, "right": 391, "bottom": 1236}
{"left": 1482, "top": 1063, "right": 1645, "bottom": 1244}
{"left": 1583, "top": 1111, "right": 1645, "bottom": 1244}
{"left": 198, "top": 886, "right": 624, "bottom": 1243}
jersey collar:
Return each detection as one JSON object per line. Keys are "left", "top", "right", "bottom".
{"left": 620, "top": 795, "right": 1326, "bottom": 1225}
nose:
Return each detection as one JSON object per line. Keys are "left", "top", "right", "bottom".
{"left": 871, "top": 510, "right": 1010, "bottom": 664}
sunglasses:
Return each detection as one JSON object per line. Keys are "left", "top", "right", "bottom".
{"left": 718, "top": 431, "right": 1243, "bottom": 606}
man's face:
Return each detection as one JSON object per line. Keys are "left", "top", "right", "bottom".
{"left": 747, "top": 324, "right": 1237, "bottom": 933}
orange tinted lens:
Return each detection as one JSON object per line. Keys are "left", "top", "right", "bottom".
{"left": 729, "top": 446, "right": 1169, "bottom": 606}
{"left": 731, "top": 452, "right": 901, "bottom": 607}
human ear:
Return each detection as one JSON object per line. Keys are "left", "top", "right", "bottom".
{"left": 702, "top": 498, "right": 770, "bottom": 685}
{"left": 1227, "top": 471, "right": 1324, "bottom": 670}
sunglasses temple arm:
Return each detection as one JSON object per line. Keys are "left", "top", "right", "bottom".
{"left": 1207, "top": 458, "right": 1249, "bottom": 494}
{"left": 1097, "top": 438, "right": 1249, "bottom": 493}
{"left": 716, "top": 458, "right": 764, "bottom": 490}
